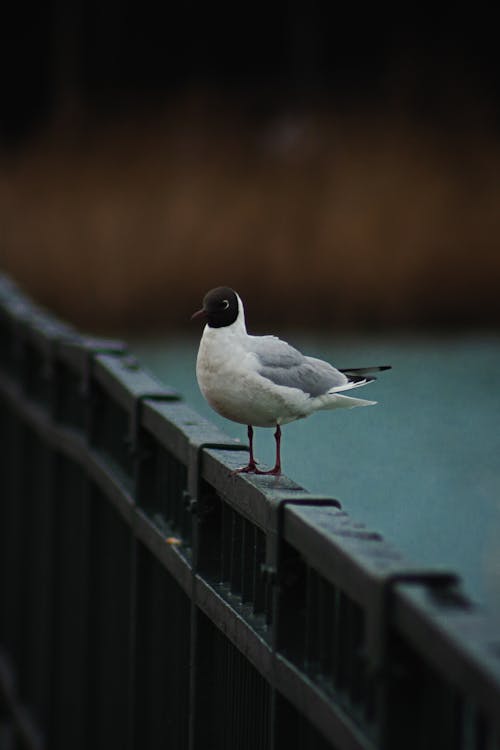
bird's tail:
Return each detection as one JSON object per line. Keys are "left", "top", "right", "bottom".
{"left": 324, "top": 365, "right": 390, "bottom": 404}
{"left": 325, "top": 393, "right": 377, "bottom": 409}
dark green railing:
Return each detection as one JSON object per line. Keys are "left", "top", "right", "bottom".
{"left": 0, "top": 273, "right": 499, "bottom": 750}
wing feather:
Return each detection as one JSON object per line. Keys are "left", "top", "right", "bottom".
{"left": 251, "top": 337, "right": 349, "bottom": 397}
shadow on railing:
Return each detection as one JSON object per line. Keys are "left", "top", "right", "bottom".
{"left": 0, "top": 274, "right": 499, "bottom": 750}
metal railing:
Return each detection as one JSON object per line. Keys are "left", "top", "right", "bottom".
{"left": 0, "top": 273, "right": 499, "bottom": 750}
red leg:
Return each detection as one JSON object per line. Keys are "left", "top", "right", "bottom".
{"left": 273, "top": 424, "right": 282, "bottom": 474}
{"left": 254, "top": 424, "right": 282, "bottom": 476}
{"left": 232, "top": 425, "right": 282, "bottom": 476}
{"left": 248, "top": 425, "right": 257, "bottom": 466}
{"left": 232, "top": 425, "right": 260, "bottom": 473}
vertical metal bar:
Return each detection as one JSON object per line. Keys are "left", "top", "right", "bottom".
{"left": 3, "top": 417, "right": 28, "bottom": 683}
{"left": 253, "top": 528, "right": 266, "bottom": 615}
{"left": 87, "top": 490, "right": 132, "bottom": 750}
{"left": 221, "top": 502, "right": 231, "bottom": 584}
{"left": 21, "top": 437, "right": 56, "bottom": 729}
{"left": 133, "top": 544, "right": 190, "bottom": 750}
{"left": 229, "top": 510, "right": 243, "bottom": 596}
{"left": 49, "top": 458, "right": 91, "bottom": 750}
{"left": 318, "top": 576, "right": 334, "bottom": 687}
{"left": 165, "top": 449, "right": 174, "bottom": 524}
{"left": 187, "top": 446, "right": 201, "bottom": 750}
{"left": 333, "top": 590, "right": 348, "bottom": 692}
{"left": 348, "top": 599, "right": 364, "bottom": 708}
{"left": 241, "top": 519, "right": 256, "bottom": 604}
{"left": 127, "top": 537, "right": 137, "bottom": 750}
{"left": 305, "top": 566, "right": 318, "bottom": 675}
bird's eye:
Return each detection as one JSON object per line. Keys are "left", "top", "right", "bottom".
{"left": 221, "top": 299, "right": 229, "bottom": 310}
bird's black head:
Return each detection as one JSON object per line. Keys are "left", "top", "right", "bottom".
{"left": 192, "top": 287, "right": 239, "bottom": 328}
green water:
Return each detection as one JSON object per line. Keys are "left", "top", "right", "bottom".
{"left": 131, "top": 333, "right": 500, "bottom": 613}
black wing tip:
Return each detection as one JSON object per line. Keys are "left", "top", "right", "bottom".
{"left": 341, "top": 365, "right": 392, "bottom": 376}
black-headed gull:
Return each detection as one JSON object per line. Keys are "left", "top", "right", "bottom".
{"left": 192, "top": 287, "right": 390, "bottom": 476}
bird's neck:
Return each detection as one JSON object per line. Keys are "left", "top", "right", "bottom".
{"left": 204, "top": 316, "right": 247, "bottom": 338}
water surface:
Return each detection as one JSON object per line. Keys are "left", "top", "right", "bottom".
{"left": 132, "top": 333, "right": 500, "bottom": 613}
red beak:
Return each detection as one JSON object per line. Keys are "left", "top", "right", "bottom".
{"left": 191, "top": 308, "right": 207, "bottom": 321}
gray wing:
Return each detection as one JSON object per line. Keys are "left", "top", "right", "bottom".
{"left": 251, "top": 336, "right": 348, "bottom": 397}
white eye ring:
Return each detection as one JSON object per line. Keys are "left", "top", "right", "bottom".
{"left": 221, "top": 299, "right": 229, "bottom": 310}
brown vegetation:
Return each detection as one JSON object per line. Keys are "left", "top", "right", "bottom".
{"left": 1, "top": 97, "right": 499, "bottom": 333}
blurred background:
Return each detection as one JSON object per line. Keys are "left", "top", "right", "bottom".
{"left": 2, "top": 4, "right": 500, "bottom": 332}
{"left": 1, "top": 5, "right": 500, "bottom": 610}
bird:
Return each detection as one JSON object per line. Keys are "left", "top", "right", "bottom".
{"left": 192, "top": 286, "right": 390, "bottom": 476}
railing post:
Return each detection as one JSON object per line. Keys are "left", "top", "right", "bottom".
{"left": 185, "top": 438, "right": 248, "bottom": 750}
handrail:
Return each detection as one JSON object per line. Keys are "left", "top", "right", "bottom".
{"left": 1, "top": 273, "right": 499, "bottom": 750}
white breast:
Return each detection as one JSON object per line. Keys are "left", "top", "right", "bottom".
{"left": 196, "top": 325, "right": 311, "bottom": 428}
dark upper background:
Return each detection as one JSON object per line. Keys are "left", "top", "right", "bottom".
{"left": 2, "top": 4, "right": 500, "bottom": 332}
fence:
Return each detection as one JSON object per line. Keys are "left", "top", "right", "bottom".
{"left": 0, "top": 273, "right": 499, "bottom": 750}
